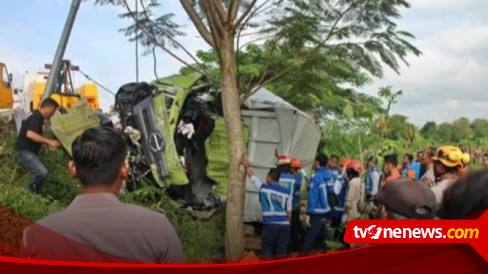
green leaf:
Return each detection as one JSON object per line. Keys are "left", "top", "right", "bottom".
{"left": 343, "top": 103, "right": 354, "bottom": 120}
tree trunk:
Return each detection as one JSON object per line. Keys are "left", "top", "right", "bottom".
{"left": 218, "top": 32, "right": 246, "bottom": 258}
{"left": 357, "top": 128, "right": 364, "bottom": 166}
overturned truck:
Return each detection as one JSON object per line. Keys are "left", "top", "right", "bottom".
{"left": 51, "top": 73, "right": 321, "bottom": 220}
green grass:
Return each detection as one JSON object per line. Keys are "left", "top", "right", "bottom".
{"left": 0, "top": 120, "right": 225, "bottom": 259}
{"left": 0, "top": 184, "right": 65, "bottom": 221}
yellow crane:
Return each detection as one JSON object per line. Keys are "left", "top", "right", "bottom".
{"left": 26, "top": 60, "right": 100, "bottom": 111}
{"left": 0, "top": 62, "right": 14, "bottom": 109}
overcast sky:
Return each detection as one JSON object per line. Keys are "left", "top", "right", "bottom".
{"left": 1, "top": 0, "right": 487, "bottom": 126}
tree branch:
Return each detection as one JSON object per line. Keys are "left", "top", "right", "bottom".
{"left": 236, "top": 0, "right": 271, "bottom": 47}
{"left": 180, "top": 0, "right": 215, "bottom": 47}
{"left": 238, "top": 34, "right": 276, "bottom": 49}
{"left": 138, "top": 0, "right": 207, "bottom": 77}
{"left": 123, "top": 0, "right": 217, "bottom": 83}
{"left": 227, "top": 0, "right": 240, "bottom": 23}
{"left": 252, "top": 40, "right": 277, "bottom": 93}
{"left": 201, "top": 0, "right": 225, "bottom": 40}
{"left": 151, "top": 45, "right": 160, "bottom": 80}
{"left": 211, "top": 0, "right": 228, "bottom": 25}
{"left": 234, "top": 0, "right": 258, "bottom": 30}
{"left": 235, "top": 0, "right": 271, "bottom": 92}
{"left": 314, "top": 2, "right": 357, "bottom": 50}
{"left": 242, "top": 0, "right": 359, "bottom": 91}
{"left": 241, "top": 65, "right": 295, "bottom": 103}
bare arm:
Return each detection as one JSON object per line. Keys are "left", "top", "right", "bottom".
{"left": 245, "top": 166, "right": 255, "bottom": 177}
{"left": 26, "top": 130, "right": 59, "bottom": 148}
{"left": 241, "top": 154, "right": 255, "bottom": 177}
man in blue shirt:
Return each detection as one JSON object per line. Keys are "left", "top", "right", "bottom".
{"left": 331, "top": 158, "right": 350, "bottom": 228}
{"left": 276, "top": 155, "right": 295, "bottom": 200}
{"left": 411, "top": 152, "right": 422, "bottom": 180}
{"left": 242, "top": 155, "right": 292, "bottom": 257}
{"left": 401, "top": 153, "right": 416, "bottom": 179}
{"left": 301, "top": 154, "right": 334, "bottom": 253}
{"left": 327, "top": 155, "right": 340, "bottom": 226}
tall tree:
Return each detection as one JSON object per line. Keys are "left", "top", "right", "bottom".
{"left": 378, "top": 86, "right": 403, "bottom": 136}
{"left": 420, "top": 121, "right": 437, "bottom": 139}
{"left": 435, "top": 122, "right": 455, "bottom": 143}
{"left": 452, "top": 117, "right": 473, "bottom": 143}
{"left": 470, "top": 118, "right": 488, "bottom": 139}
{"left": 95, "top": 0, "right": 420, "bottom": 257}
{"left": 164, "top": 0, "right": 254, "bottom": 258}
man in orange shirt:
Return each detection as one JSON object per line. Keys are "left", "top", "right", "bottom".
{"left": 381, "top": 154, "right": 401, "bottom": 190}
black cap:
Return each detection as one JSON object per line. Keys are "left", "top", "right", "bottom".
{"left": 375, "top": 178, "right": 437, "bottom": 219}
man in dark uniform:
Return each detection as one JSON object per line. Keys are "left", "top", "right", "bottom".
{"left": 15, "top": 98, "right": 60, "bottom": 192}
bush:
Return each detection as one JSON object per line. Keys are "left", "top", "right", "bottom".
{"left": 0, "top": 184, "right": 64, "bottom": 257}
{"left": 38, "top": 148, "right": 79, "bottom": 205}
{"left": 0, "top": 184, "right": 64, "bottom": 222}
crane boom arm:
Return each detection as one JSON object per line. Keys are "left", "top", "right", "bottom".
{"left": 41, "top": 0, "right": 82, "bottom": 101}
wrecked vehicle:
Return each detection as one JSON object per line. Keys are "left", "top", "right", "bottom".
{"left": 50, "top": 73, "right": 321, "bottom": 220}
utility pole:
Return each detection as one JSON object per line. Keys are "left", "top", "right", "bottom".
{"left": 135, "top": 0, "right": 139, "bottom": 82}
{"left": 42, "top": 0, "right": 82, "bottom": 100}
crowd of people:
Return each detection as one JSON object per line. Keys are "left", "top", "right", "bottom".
{"left": 241, "top": 144, "right": 488, "bottom": 257}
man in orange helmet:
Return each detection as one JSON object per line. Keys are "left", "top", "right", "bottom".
{"left": 276, "top": 154, "right": 295, "bottom": 200}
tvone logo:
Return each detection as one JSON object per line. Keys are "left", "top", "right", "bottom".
{"left": 366, "top": 225, "right": 382, "bottom": 240}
